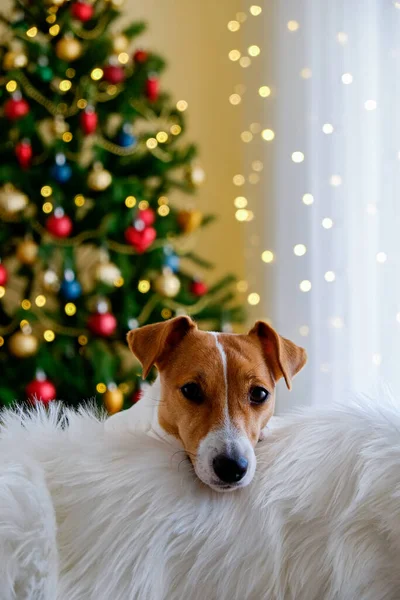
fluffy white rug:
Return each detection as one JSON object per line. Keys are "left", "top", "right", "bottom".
{"left": 1, "top": 389, "right": 400, "bottom": 599}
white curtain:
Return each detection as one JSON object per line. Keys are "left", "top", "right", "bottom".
{"left": 240, "top": 0, "right": 400, "bottom": 411}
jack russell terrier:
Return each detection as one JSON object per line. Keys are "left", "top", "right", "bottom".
{"left": 111, "top": 316, "right": 306, "bottom": 492}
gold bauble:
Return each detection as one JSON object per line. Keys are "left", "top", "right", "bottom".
{"left": 0, "top": 185, "right": 28, "bottom": 215}
{"left": 104, "top": 388, "right": 124, "bottom": 414}
{"left": 9, "top": 332, "right": 38, "bottom": 358}
{"left": 96, "top": 262, "right": 121, "bottom": 286}
{"left": 153, "top": 270, "right": 181, "bottom": 298}
{"left": 177, "top": 209, "right": 203, "bottom": 233}
{"left": 3, "top": 50, "right": 28, "bottom": 70}
{"left": 113, "top": 34, "right": 129, "bottom": 53}
{"left": 16, "top": 240, "right": 38, "bottom": 265}
{"left": 87, "top": 164, "right": 112, "bottom": 191}
{"left": 56, "top": 36, "right": 83, "bottom": 62}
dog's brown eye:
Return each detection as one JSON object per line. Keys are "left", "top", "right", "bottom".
{"left": 181, "top": 382, "right": 203, "bottom": 404}
{"left": 249, "top": 386, "right": 270, "bottom": 405}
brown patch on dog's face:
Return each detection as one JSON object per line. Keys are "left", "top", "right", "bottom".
{"left": 127, "top": 317, "right": 307, "bottom": 490}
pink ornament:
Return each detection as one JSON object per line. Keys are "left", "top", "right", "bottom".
{"left": 26, "top": 379, "right": 57, "bottom": 404}
{"left": 124, "top": 226, "right": 156, "bottom": 253}
{"left": 87, "top": 312, "right": 117, "bottom": 337}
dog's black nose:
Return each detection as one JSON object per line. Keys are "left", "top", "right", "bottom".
{"left": 212, "top": 454, "right": 248, "bottom": 483}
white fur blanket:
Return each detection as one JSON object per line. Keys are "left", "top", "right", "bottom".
{"left": 1, "top": 393, "right": 400, "bottom": 600}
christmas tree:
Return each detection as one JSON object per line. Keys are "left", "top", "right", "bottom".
{"left": 0, "top": 0, "right": 243, "bottom": 412}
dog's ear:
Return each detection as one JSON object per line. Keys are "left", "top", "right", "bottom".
{"left": 248, "top": 321, "right": 307, "bottom": 390}
{"left": 127, "top": 316, "right": 197, "bottom": 379}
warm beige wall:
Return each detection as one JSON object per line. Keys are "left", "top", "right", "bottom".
{"left": 0, "top": 0, "right": 245, "bottom": 286}
{"left": 119, "top": 0, "right": 244, "bottom": 284}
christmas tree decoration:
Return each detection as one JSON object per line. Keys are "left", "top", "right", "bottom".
{"left": 87, "top": 311, "right": 117, "bottom": 337}
{"left": 16, "top": 239, "right": 38, "bottom": 265}
{"left": 0, "top": 185, "right": 28, "bottom": 215}
{"left": 103, "top": 64, "right": 126, "bottom": 84}
{"left": 50, "top": 153, "right": 72, "bottom": 184}
{"left": 60, "top": 269, "right": 82, "bottom": 300}
{"left": 187, "top": 163, "right": 206, "bottom": 186}
{"left": 146, "top": 74, "right": 159, "bottom": 102}
{"left": 3, "top": 49, "right": 28, "bottom": 70}
{"left": 116, "top": 123, "right": 136, "bottom": 147}
{"left": 15, "top": 139, "right": 33, "bottom": 169}
{"left": 113, "top": 34, "right": 129, "bottom": 53}
{"left": 0, "top": 263, "right": 8, "bottom": 286}
{"left": 70, "top": 1, "right": 94, "bottom": 22}
{"left": 131, "top": 389, "right": 142, "bottom": 404}
{"left": 56, "top": 35, "right": 83, "bottom": 62}
{"left": 153, "top": 268, "right": 181, "bottom": 298}
{"left": 4, "top": 95, "right": 30, "bottom": 120}
{"left": 36, "top": 56, "right": 53, "bottom": 82}
{"left": 87, "top": 163, "right": 112, "bottom": 191}
{"left": 190, "top": 278, "right": 208, "bottom": 297}
{"left": 177, "top": 209, "right": 203, "bottom": 233}
{"left": 96, "top": 261, "right": 121, "bottom": 286}
{"left": 164, "top": 250, "right": 180, "bottom": 273}
{"left": 133, "top": 48, "right": 148, "bottom": 64}
{"left": 137, "top": 208, "right": 155, "bottom": 226}
{"left": 42, "top": 269, "right": 60, "bottom": 292}
{"left": 124, "top": 225, "right": 156, "bottom": 253}
{"left": 9, "top": 330, "right": 38, "bottom": 358}
{"left": 80, "top": 106, "right": 98, "bottom": 135}
{"left": 46, "top": 210, "right": 73, "bottom": 238}
{"left": 103, "top": 385, "right": 124, "bottom": 414}
{"left": 26, "top": 373, "right": 56, "bottom": 404}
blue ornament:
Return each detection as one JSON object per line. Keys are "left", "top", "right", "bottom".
{"left": 117, "top": 130, "right": 137, "bottom": 148}
{"left": 60, "top": 271, "right": 82, "bottom": 300}
{"left": 164, "top": 252, "right": 180, "bottom": 273}
{"left": 50, "top": 153, "right": 72, "bottom": 184}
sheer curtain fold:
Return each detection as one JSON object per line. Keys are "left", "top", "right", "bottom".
{"left": 245, "top": 0, "right": 400, "bottom": 411}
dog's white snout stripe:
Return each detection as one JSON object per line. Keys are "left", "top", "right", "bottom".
{"left": 210, "top": 332, "right": 230, "bottom": 426}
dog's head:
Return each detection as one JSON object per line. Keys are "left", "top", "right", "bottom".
{"left": 127, "top": 317, "right": 306, "bottom": 492}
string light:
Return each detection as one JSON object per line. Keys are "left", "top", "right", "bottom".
{"left": 46, "top": 14, "right": 56, "bottom": 23}
{"left": 0, "top": 287, "right": 5, "bottom": 299}
{"left": 239, "top": 57, "right": 251, "bottom": 68}
{"left": 74, "top": 194, "right": 85, "bottom": 207}
{"left": 91, "top": 68, "right": 103, "bottom": 81}
{"left": 161, "top": 308, "right": 173, "bottom": 319}
{"left": 0, "top": 336, "right": 4, "bottom": 347}
{"left": 156, "top": 131, "right": 168, "bottom": 143}
{"left": 259, "top": 85, "right": 271, "bottom": 97}
{"left": 66, "top": 68, "right": 76, "bottom": 78}
{"left": 294, "top": 244, "right": 307, "bottom": 256}
{"left": 118, "top": 52, "right": 129, "bottom": 64}
{"left": 322, "top": 217, "right": 334, "bottom": 229}
{"left": 249, "top": 173, "right": 260, "bottom": 184}
{"left": 261, "top": 129, "right": 275, "bottom": 141}
{"left": 35, "top": 295, "right": 47, "bottom": 307}
{"left": 138, "top": 280, "right": 150, "bottom": 293}
{"left": 59, "top": 80, "right": 72, "bottom": 92}
{"left": 62, "top": 132, "right": 73, "bottom": 142}
{"left": 376, "top": 252, "right": 387, "bottom": 263}
{"left": 250, "top": 5, "right": 262, "bottom": 16}
{"left": 365, "top": 100, "right": 377, "bottom": 111}
{"left": 125, "top": 196, "right": 136, "bottom": 208}
{"left": 252, "top": 160, "right": 263, "bottom": 171}
{"left": 96, "top": 383, "right": 107, "bottom": 393}
{"left": 337, "top": 32, "right": 348, "bottom": 45}
{"left": 322, "top": 123, "right": 334, "bottom": 134}
{"left": 330, "top": 175, "right": 342, "bottom": 186}
{"left": 77, "top": 99, "right": 88, "bottom": 109}
{"left": 261, "top": 250, "right": 274, "bottom": 263}
{"left": 241, "top": 131, "right": 253, "bottom": 142}
{"left": 287, "top": 20, "right": 300, "bottom": 32}
{"left": 341, "top": 73, "right": 353, "bottom": 84}
{"left": 299, "top": 280, "right": 312, "bottom": 292}
{"left": 44, "top": 330, "right": 55, "bottom": 342}
{"left": 237, "top": 280, "right": 249, "bottom": 292}
{"left": 300, "top": 67, "right": 312, "bottom": 79}
{"left": 248, "top": 45, "right": 260, "bottom": 57}
{"left": 176, "top": 100, "right": 188, "bottom": 111}
{"left": 299, "top": 325, "right": 309, "bottom": 337}
{"left": 302, "top": 193, "right": 314, "bottom": 205}
{"left": 158, "top": 196, "right": 169, "bottom": 205}
{"left": 234, "top": 196, "right": 248, "bottom": 208}
{"left": 114, "top": 277, "right": 124, "bottom": 287}
{"left": 233, "top": 174, "right": 245, "bottom": 186}
{"left": 229, "top": 49, "right": 241, "bottom": 61}
{"left": 158, "top": 205, "right": 170, "bottom": 216}
{"left": 65, "top": 303, "right": 77, "bottom": 316}
{"left": 138, "top": 200, "right": 149, "bottom": 210}
{"left": 107, "top": 85, "right": 117, "bottom": 95}
{"left": 324, "top": 271, "right": 336, "bottom": 282}
{"left": 235, "top": 209, "right": 249, "bottom": 221}
{"left": 21, "top": 299, "right": 31, "bottom": 310}
{"left": 41, "top": 186, "right": 52, "bottom": 197}
{"left": 228, "top": 20, "right": 240, "bottom": 31}
{"left": 331, "top": 317, "right": 344, "bottom": 329}
{"left": 6, "top": 80, "right": 17, "bottom": 93}
{"left": 78, "top": 335, "right": 88, "bottom": 346}
{"left": 229, "top": 93, "right": 242, "bottom": 105}
{"left": 42, "top": 202, "right": 53, "bottom": 213}
{"left": 248, "top": 292, "right": 260, "bottom": 305}
{"left": 292, "top": 151, "right": 305, "bottom": 163}
{"left": 170, "top": 124, "right": 182, "bottom": 135}
{"left": 146, "top": 138, "right": 158, "bottom": 149}
{"left": 49, "top": 24, "right": 60, "bottom": 36}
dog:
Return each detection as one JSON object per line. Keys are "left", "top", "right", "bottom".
{"left": 122, "top": 316, "right": 306, "bottom": 492}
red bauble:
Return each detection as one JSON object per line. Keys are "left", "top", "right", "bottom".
{"left": 4, "top": 97, "right": 30, "bottom": 120}
{"left": 26, "top": 379, "right": 57, "bottom": 404}
{"left": 146, "top": 76, "right": 159, "bottom": 102}
{"left": 137, "top": 208, "right": 155, "bottom": 226}
{"left": 103, "top": 65, "right": 125, "bottom": 84}
{"left": 133, "top": 49, "right": 148, "bottom": 64}
{"left": 70, "top": 1, "right": 94, "bottom": 21}
{"left": 80, "top": 107, "right": 98, "bottom": 135}
{"left": 190, "top": 279, "right": 208, "bottom": 297}
{"left": 131, "top": 389, "right": 142, "bottom": 404}
{"left": 87, "top": 312, "right": 117, "bottom": 337}
{"left": 124, "top": 226, "right": 156, "bottom": 253}
{"left": 46, "top": 214, "right": 73, "bottom": 238}
{"left": 0, "top": 263, "right": 8, "bottom": 286}
{"left": 15, "top": 140, "right": 32, "bottom": 169}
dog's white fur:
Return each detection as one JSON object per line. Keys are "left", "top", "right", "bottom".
{"left": 1, "top": 383, "right": 400, "bottom": 599}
